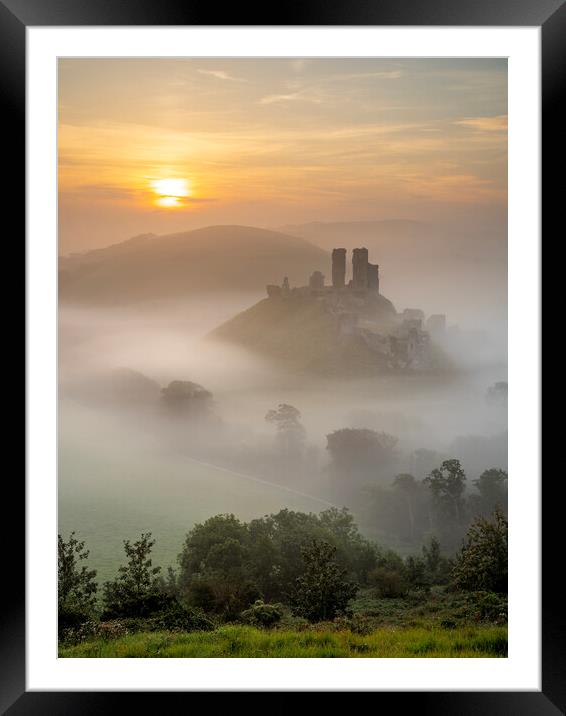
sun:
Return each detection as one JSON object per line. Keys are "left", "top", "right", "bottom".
{"left": 150, "top": 178, "right": 192, "bottom": 208}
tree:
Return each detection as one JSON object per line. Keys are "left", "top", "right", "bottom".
{"left": 178, "top": 515, "right": 259, "bottom": 618}
{"left": 472, "top": 468, "right": 508, "bottom": 513}
{"left": 265, "top": 403, "right": 306, "bottom": 457}
{"left": 327, "top": 428, "right": 398, "bottom": 469}
{"left": 58, "top": 533, "right": 98, "bottom": 632}
{"left": 247, "top": 507, "right": 377, "bottom": 600}
{"left": 178, "top": 514, "right": 250, "bottom": 591}
{"left": 452, "top": 508, "right": 508, "bottom": 593}
{"left": 161, "top": 380, "right": 213, "bottom": 416}
{"left": 290, "top": 540, "right": 358, "bottom": 622}
{"left": 421, "top": 536, "right": 451, "bottom": 584}
{"left": 423, "top": 459, "right": 467, "bottom": 526}
{"left": 102, "top": 533, "right": 169, "bottom": 618}
{"left": 326, "top": 428, "right": 398, "bottom": 497}
{"left": 486, "top": 381, "right": 508, "bottom": 407}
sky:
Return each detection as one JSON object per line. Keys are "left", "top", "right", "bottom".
{"left": 58, "top": 58, "right": 507, "bottom": 254}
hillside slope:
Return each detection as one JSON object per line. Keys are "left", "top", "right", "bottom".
{"left": 210, "top": 292, "right": 398, "bottom": 377}
{"left": 59, "top": 225, "right": 328, "bottom": 305}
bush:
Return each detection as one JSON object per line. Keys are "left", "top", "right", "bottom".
{"left": 452, "top": 509, "right": 507, "bottom": 593}
{"left": 240, "top": 600, "right": 284, "bottom": 628}
{"left": 404, "top": 556, "right": 430, "bottom": 591}
{"left": 186, "top": 575, "right": 260, "bottom": 620}
{"left": 467, "top": 591, "right": 508, "bottom": 624}
{"left": 61, "top": 619, "right": 129, "bottom": 646}
{"left": 277, "top": 613, "right": 310, "bottom": 631}
{"left": 101, "top": 591, "right": 173, "bottom": 621}
{"left": 58, "top": 606, "right": 93, "bottom": 640}
{"left": 186, "top": 579, "right": 217, "bottom": 612}
{"left": 146, "top": 602, "right": 215, "bottom": 632}
{"left": 334, "top": 613, "right": 376, "bottom": 636}
{"left": 368, "top": 567, "right": 408, "bottom": 598}
{"left": 102, "top": 533, "right": 170, "bottom": 619}
{"left": 58, "top": 533, "right": 98, "bottom": 635}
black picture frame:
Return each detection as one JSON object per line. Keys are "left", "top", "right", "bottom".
{"left": 7, "top": 0, "right": 558, "bottom": 710}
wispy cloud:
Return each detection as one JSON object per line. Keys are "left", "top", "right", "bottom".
{"left": 197, "top": 69, "right": 247, "bottom": 82}
{"left": 259, "top": 91, "right": 322, "bottom": 105}
{"left": 69, "top": 183, "right": 139, "bottom": 199}
{"left": 454, "top": 115, "right": 508, "bottom": 132}
{"left": 260, "top": 69, "right": 402, "bottom": 106}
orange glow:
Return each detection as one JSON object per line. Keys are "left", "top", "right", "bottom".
{"left": 150, "top": 178, "right": 192, "bottom": 208}
{"left": 155, "top": 196, "right": 182, "bottom": 207}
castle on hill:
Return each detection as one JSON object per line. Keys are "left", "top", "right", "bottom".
{"left": 266, "top": 247, "right": 380, "bottom": 298}
{"left": 264, "top": 247, "right": 446, "bottom": 370}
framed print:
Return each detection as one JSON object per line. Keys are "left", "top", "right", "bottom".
{"left": 8, "top": 0, "right": 559, "bottom": 710}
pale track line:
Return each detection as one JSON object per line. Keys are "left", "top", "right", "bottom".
{"left": 179, "top": 454, "right": 338, "bottom": 509}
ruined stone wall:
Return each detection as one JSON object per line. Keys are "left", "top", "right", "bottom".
{"left": 352, "top": 248, "right": 369, "bottom": 289}
{"left": 367, "top": 263, "right": 380, "bottom": 291}
{"left": 309, "top": 270, "right": 325, "bottom": 290}
{"left": 332, "top": 248, "right": 346, "bottom": 288}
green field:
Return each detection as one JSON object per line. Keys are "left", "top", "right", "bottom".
{"left": 59, "top": 403, "right": 330, "bottom": 584}
{"left": 59, "top": 624, "right": 507, "bottom": 658}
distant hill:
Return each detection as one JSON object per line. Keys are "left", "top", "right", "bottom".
{"left": 59, "top": 225, "right": 328, "bottom": 305}
{"left": 210, "top": 292, "right": 400, "bottom": 377}
{"left": 278, "top": 219, "right": 433, "bottom": 252}
{"left": 277, "top": 219, "right": 506, "bottom": 262}
{"left": 63, "top": 367, "right": 162, "bottom": 408}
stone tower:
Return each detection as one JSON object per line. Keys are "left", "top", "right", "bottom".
{"left": 309, "top": 270, "right": 325, "bottom": 290}
{"left": 332, "top": 248, "right": 346, "bottom": 288}
{"left": 367, "top": 263, "right": 380, "bottom": 292}
{"left": 352, "top": 248, "right": 369, "bottom": 289}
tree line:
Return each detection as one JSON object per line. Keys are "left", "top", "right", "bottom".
{"left": 59, "top": 504, "right": 507, "bottom": 642}
{"left": 361, "top": 460, "right": 507, "bottom": 550}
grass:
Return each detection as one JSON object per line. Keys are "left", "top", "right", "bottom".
{"left": 59, "top": 623, "right": 507, "bottom": 658}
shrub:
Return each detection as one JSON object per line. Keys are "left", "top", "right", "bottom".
{"left": 102, "top": 533, "right": 169, "bottom": 619}
{"left": 147, "top": 602, "right": 215, "bottom": 632}
{"left": 467, "top": 591, "right": 508, "bottom": 624}
{"left": 101, "top": 591, "right": 174, "bottom": 621}
{"left": 290, "top": 540, "right": 358, "bottom": 622}
{"left": 58, "top": 606, "right": 93, "bottom": 640}
{"left": 334, "top": 613, "right": 376, "bottom": 636}
{"left": 58, "top": 533, "right": 98, "bottom": 636}
{"left": 277, "top": 613, "right": 310, "bottom": 631}
{"left": 452, "top": 509, "right": 508, "bottom": 593}
{"left": 404, "top": 556, "right": 430, "bottom": 591}
{"left": 186, "top": 575, "right": 260, "bottom": 620}
{"left": 368, "top": 566, "right": 408, "bottom": 598}
{"left": 61, "top": 619, "right": 128, "bottom": 646}
{"left": 186, "top": 579, "right": 217, "bottom": 612}
{"left": 240, "top": 600, "right": 284, "bottom": 628}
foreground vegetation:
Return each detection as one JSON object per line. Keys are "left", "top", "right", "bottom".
{"left": 60, "top": 623, "right": 507, "bottom": 658}
{"left": 59, "top": 498, "right": 507, "bottom": 658}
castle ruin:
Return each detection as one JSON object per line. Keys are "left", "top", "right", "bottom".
{"left": 268, "top": 246, "right": 379, "bottom": 299}
{"left": 265, "top": 247, "right": 442, "bottom": 370}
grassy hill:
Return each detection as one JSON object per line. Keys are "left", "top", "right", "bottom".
{"left": 209, "top": 292, "right": 400, "bottom": 377}
{"left": 59, "top": 225, "right": 328, "bottom": 305}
